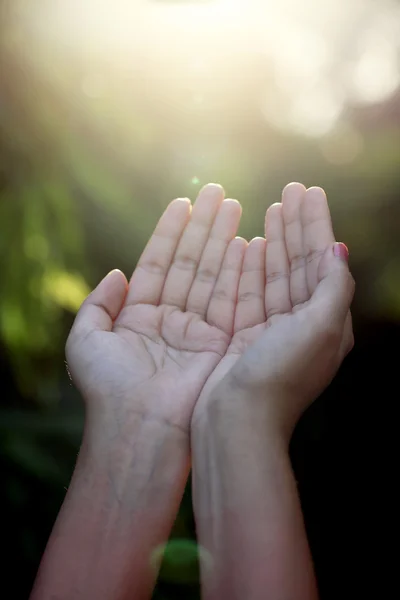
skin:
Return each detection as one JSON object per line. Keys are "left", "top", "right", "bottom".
{"left": 193, "top": 183, "right": 354, "bottom": 432}
{"left": 30, "top": 184, "right": 248, "bottom": 600}
{"left": 191, "top": 183, "right": 355, "bottom": 599}
{"left": 30, "top": 183, "right": 354, "bottom": 600}
{"left": 66, "top": 184, "right": 247, "bottom": 431}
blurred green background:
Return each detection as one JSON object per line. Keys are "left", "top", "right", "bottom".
{"left": 1, "top": 1, "right": 399, "bottom": 598}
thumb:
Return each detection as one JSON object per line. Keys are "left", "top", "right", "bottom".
{"left": 69, "top": 269, "right": 128, "bottom": 341}
{"left": 312, "top": 243, "right": 355, "bottom": 328}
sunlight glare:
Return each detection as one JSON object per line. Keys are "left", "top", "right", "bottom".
{"left": 18, "top": 0, "right": 400, "bottom": 138}
{"left": 351, "top": 34, "right": 400, "bottom": 104}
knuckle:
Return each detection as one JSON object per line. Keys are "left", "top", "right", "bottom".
{"left": 237, "top": 290, "right": 263, "bottom": 303}
{"left": 305, "top": 247, "right": 324, "bottom": 264}
{"left": 212, "top": 287, "right": 231, "bottom": 302}
{"left": 196, "top": 267, "right": 218, "bottom": 283}
{"left": 139, "top": 260, "right": 166, "bottom": 275}
{"left": 174, "top": 254, "right": 198, "bottom": 271}
{"left": 290, "top": 254, "right": 305, "bottom": 272}
{"left": 266, "top": 270, "right": 289, "bottom": 284}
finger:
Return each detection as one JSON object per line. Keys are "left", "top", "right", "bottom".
{"left": 186, "top": 199, "right": 242, "bottom": 317}
{"left": 301, "top": 187, "right": 335, "bottom": 295}
{"left": 68, "top": 270, "right": 128, "bottom": 342}
{"left": 207, "top": 236, "right": 247, "bottom": 335}
{"left": 126, "top": 198, "right": 191, "bottom": 305}
{"left": 281, "top": 182, "right": 309, "bottom": 306}
{"left": 234, "top": 237, "right": 266, "bottom": 333}
{"left": 161, "top": 184, "right": 225, "bottom": 309}
{"left": 265, "top": 202, "right": 291, "bottom": 320}
{"left": 312, "top": 243, "right": 355, "bottom": 329}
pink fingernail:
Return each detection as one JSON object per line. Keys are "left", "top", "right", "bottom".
{"left": 333, "top": 242, "right": 349, "bottom": 262}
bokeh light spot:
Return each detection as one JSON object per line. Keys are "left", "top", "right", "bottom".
{"left": 150, "top": 539, "right": 213, "bottom": 584}
{"left": 350, "top": 30, "right": 400, "bottom": 105}
{"left": 191, "top": 176, "right": 200, "bottom": 185}
{"left": 42, "top": 271, "right": 90, "bottom": 313}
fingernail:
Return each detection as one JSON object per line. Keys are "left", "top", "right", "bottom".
{"left": 333, "top": 242, "right": 349, "bottom": 262}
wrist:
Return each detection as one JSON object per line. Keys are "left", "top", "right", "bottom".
{"left": 82, "top": 382, "right": 193, "bottom": 437}
{"left": 84, "top": 397, "right": 187, "bottom": 440}
{"left": 78, "top": 404, "right": 190, "bottom": 509}
{"left": 192, "top": 376, "right": 292, "bottom": 447}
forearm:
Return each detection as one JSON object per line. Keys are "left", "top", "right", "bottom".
{"left": 192, "top": 392, "right": 318, "bottom": 600}
{"left": 30, "top": 407, "right": 189, "bottom": 600}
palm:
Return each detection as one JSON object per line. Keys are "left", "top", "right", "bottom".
{"left": 117, "top": 304, "right": 228, "bottom": 374}
{"left": 108, "top": 303, "right": 229, "bottom": 426}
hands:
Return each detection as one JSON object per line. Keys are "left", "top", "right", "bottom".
{"left": 66, "top": 184, "right": 246, "bottom": 432}
{"left": 194, "top": 182, "right": 354, "bottom": 437}
{"left": 67, "top": 182, "right": 353, "bottom": 438}
{"left": 34, "top": 182, "right": 354, "bottom": 600}
{"left": 190, "top": 183, "right": 354, "bottom": 600}
{"left": 32, "top": 184, "right": 250, "bottom": 600}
